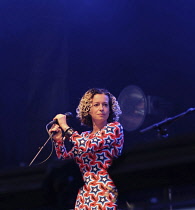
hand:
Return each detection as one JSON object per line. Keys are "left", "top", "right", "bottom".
{"left": 53, "top": 113, "right": 69, "bottom": 131}
{"left": 48, "top": 124, "right": 63, "bottom": 141}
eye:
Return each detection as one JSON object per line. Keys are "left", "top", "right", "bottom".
{"left": 94, "top": 104, "right": 99, "bottom": 107}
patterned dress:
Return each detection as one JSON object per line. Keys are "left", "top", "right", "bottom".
{"left": 54, "top": 121, "right": 124, "bottom": 210}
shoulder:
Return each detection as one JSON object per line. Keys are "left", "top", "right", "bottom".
{"left": 108, "top": 121, "right": 120, "bottom": 126}
{"left": 104, "top": 121, "right": 124, "bottom": 134}
{"left": 107, "top": 121, "right": 123, "bottom": 129}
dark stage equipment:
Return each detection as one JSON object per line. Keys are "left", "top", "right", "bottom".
{"left": 118, "top": 85, "right": 147, "bottom": 132}
{"left": 118, "top": 85, "right": 173, "bottom": 132}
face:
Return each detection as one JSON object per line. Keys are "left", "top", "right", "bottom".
{"left": 89, "top": 94, "right": 110, "bottom": 124}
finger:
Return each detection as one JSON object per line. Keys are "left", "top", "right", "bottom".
{"left": 53, "top": 114, "right": 67, "bottom": 124}
{"left": 51, "top": 124, "right": 59, "bottom": 129}
{"left": 49, "top": 125, "right": 61, "bottom": 134}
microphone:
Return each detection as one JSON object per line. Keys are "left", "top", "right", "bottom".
{"left": 48, "top": 112, "right": 73, "bottom": 126}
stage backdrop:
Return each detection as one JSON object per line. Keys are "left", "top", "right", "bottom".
{"left": 0, "top": 0, "right": 195, "bottom": 169}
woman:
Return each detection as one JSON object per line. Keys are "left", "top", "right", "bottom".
{"left": 49, "top": 88, "right": 124, "bottom": 210}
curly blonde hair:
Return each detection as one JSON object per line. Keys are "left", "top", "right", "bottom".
{"left": 76, "top": 88, "right": 122, "bottom": 127}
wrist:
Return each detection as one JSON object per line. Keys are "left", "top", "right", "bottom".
{"left": 62, "top": 127, "right": 74, "bottom": 138}
{"left": 61, "top": 125, "right": 69, "bottom": 132}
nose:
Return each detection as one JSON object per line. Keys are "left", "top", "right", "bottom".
{"left": 99, "top": 104, "right": 104, "bottom": 111}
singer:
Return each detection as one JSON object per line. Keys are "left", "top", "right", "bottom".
{"left": 49, "top": 88, "right": 124, "bottom": 210}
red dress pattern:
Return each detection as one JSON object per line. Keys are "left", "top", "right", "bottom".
{"left": 54, "top": 121, "right": 124, "bottom": 210}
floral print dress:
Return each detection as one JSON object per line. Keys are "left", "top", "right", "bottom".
{"left": 54, "top": 121, "right": 124, "bottom": 210}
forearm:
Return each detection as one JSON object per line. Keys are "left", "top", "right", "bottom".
{"left": 53, "top": 139, "right": 72, "bottom": 160}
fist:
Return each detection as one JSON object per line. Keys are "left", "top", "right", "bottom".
{"left": 48, "top": 124, "right": 63, "bottom": 141}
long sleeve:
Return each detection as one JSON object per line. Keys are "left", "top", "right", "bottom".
{"left": 53, "top": 122, "right": 124, "bottom": 209}
{"left": 70, "top": 121, "right": 124, "bottom": 158}
{"left": 53, "top": 121, "right": 124, "bottom": 160}
{"left": 53, "top": 139, "right": 75, "bottom": 160}
{"left": 53, "top": 130, "right": 88, "bottom": 160}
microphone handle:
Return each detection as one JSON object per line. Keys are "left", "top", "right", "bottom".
{"left": 48, "top": 112, "right": 73, "bottom": 126}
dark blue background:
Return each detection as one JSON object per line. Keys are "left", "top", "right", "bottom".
{"left": 1, "top": 0, "right": 195, "bottom": 169}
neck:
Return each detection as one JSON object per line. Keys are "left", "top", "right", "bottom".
{"left": 92, "top": 121, "right": 107, "bottom": 133}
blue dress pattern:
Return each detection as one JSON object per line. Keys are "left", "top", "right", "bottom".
{"left": 54, "top": 121, "right": 124, "bottom": 210}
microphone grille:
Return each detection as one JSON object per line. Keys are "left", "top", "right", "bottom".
{"left": 65, "top": 112, "right": 73, "bottom": 119}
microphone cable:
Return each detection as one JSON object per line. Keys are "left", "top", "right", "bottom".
{"left": 29, "top": 112, "right": 73, "bottom": 166}
{"left": 28, "top": 122, "right": 54, "bottom": 166}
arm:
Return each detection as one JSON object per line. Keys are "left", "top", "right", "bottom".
{"left": 53, "top": 139, "right": 75, "bottom": 160}
{"left": 49, "top": 114, "right": 76, "bottom": 160}
{"left": 70, "top": 122, "right": 124, "bottom": 157}
{"left": 50, "top": 114, "right": 123, "bottom": 159}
